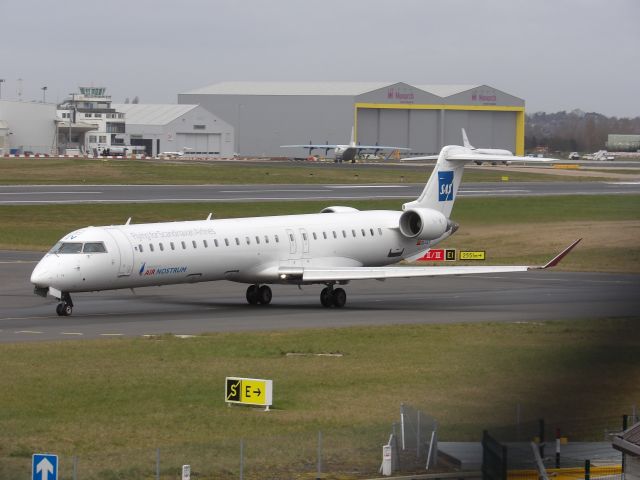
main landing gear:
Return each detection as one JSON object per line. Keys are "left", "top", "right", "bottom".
{"left": 246, "top": 284, "right": 272, "bottom": 305}
{"left": 55, "top": 292, "right": 73, "bottom": 316}
{"left": 320, "top": 285, "right": 346, "bottom": 308}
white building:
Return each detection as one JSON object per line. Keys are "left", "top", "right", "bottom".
{"left": 0, "top": 100, "right": 57, "bottom": 155}
{"left": 57, "top": 87, "right": 128, "bottom": 155}
{"left": 113, "top": 103, "right": 234, "bottom": 157}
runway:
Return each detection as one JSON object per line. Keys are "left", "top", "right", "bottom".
{"left": 2, "top": 251, "right": 638, "bottom": 343}
{"left": 1, "top": 181, "right": 639, "bottom": 204}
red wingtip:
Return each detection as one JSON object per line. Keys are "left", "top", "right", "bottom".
{"left": 534, "top": 238, "right": 582, "bottom": 270}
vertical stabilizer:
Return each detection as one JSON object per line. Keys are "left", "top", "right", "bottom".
{"left": 461, "top": 128, "right": 474, "bottom": 149}
{"left": 402, "top": 146, "right": 467, "bottom": 219}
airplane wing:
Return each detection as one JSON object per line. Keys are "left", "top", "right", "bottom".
{"left": 281, "top": 144, "right": 341, "bottom": 149}
{"left": 354, "top": 145, "right": 411, "bottom": 151}
{"left": 301, "top": 239, "right": 581, "bottom": 283}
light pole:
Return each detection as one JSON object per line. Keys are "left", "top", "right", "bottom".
{"left": 67, "top": 93, "right": 76, "bottom": 150}
{"left": 41, "top": 86, "right": 47, "bottom": 103}
{"left": 0, "top": 79, "right": 4, "bottom": 99}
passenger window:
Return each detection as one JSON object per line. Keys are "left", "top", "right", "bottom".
{"left": 264, "top": 235, "right": 269, "bottom": 244}
{"left": 159, "top": 243, "right": 164, "bottom": 251}
{"left": 139, "top": 244, "right": 144, "bottom": 253}
{"left": 181, "top": 241, "right": 186, "bottom": 249}
{"left": 214, "top": 239, "right": 219, "bottom": 247}
{"left": 342, "top": 230, "right": 347, "bottom": 238}
{"left": 313, "top": 232, "right": 317, "bottom": 240}
{"left": 204, "top": 240, "right": 208, "bottom": 248}
{"left": 256, "top": 236, "right": 260, "bottom": 244}
{"left": 361, "top": 229, "right": 366, "bottom": 237}
{"left": 352, "top": 230, "right": 356, "bottom": 237}
{"left": 246, "top": 237, "right": 250, "bottom": 245}
{"left": 378, "top": 228, "right": 383, "bottom": 235}
{"left": 224, "top": 238, "right": 229, "bottom": 246}
{"left": 235, "top": 238, "right": 240, "bottom": 246}
{"left": 83, "top": 242, "right": 107, "bottom": 253}
{"left": 289, "top": 233, "right": 294, "bottom": 242}
{"left": 322, "top": 232, "right": 327, "bottom": 240}
{"left": 275, "top": 235, "right": 279, "bottom": 243}
{"left": 149, "top": 243, "right": 154, "bottom": 252}
{"left": 302, "top": 233, "right": 307, "bottom": 241}
{"left": 332, "top": 231, "right": 337, "bottom": 239}
{"left": 170, "top": 242, "right": 175, "bottom": 250}
{"left": 370, "top": 228, "right": 374, "bottom": 236}
{"left": 192, "top": 240, "right": 197, "bottom": 249}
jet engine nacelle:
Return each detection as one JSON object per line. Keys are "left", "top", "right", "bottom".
{"left": 398, "top": 208, "right": 450, "bottom": 240}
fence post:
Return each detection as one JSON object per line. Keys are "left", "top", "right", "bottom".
{"left": 240, "top": 439, "right": 244, "bottom": 480}
{"left": 417, "top": 409, "right": 421, "bottom": 460}
{"left": 584, "top": 459, "right": 590, "bottom": 480}
{"left": 539, "top": 419, "right": 545, "bottom": 458}
{"left": 400, "top": 404, "right": 406, "bottom": 451}
{"left": 316, "top": 431, "right": 322, "bottom": 480}
{"left": 156, "top": 448, "right": 160, "bottom": 480}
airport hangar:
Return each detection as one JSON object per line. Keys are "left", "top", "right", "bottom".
{"left": 178, "top": 81, "right": 525, "bottom": 158}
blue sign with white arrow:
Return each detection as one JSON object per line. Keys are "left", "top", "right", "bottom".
{"left": 32, "top": 453, "right": 58, "bottom": 480}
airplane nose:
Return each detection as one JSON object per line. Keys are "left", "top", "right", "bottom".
{"left": 30, "top": 263, "right": 51, "bottom": 287}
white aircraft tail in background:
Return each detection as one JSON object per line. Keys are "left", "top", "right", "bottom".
{"left": 31, "top": 145, "right": 579, "bottom": 316}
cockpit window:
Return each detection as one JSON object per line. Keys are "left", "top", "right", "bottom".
{"left": 83, "top": 242, "right": 107, "bottom": 253}
{"left": 57, "top": 242, "right": 83, "bottom": 254}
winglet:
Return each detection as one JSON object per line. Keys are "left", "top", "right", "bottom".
{"left": 462, "top": 128, "right": 473, "bottom": 149}
{"left": 530, "top": 238, "right": 582, "bottom": 270}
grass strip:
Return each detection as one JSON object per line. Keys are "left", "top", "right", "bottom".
{"left": 1, "top": 319, "right": 638, "bottom": 479}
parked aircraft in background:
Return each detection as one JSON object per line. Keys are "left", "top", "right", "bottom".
{"left": 281, "top": 128, "right": 410, "bottom": 162}
{"left": 462, "top": 128, "right": 513, "bottom": 157}
{"left": 31, "top": 145, "right": 579, "bottom": 316}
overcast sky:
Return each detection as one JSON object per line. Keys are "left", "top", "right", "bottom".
{"left": 2, "top": 0, "right": 639, "bottom": 117}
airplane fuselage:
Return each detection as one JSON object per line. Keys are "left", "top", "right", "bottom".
{"left": 31, "top": 210, "right": 432, "bottom": 295}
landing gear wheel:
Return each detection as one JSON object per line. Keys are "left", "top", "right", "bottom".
{"left": 258, "top": 285, "right": 272, "bottom": 305}
{"left": 246, "top": 284, "right": 259, "bottom": 305}
{"left": 320, "top": 287, "right": 333, "bottom": 308}
{"left": 332, "top": 288, "right": 346, "bottom": 308}
{"left": 56, "top": 302, "right": 72, "bottom": 316}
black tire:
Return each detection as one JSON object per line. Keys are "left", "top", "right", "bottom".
{"left": 320, "top": 287, "right": 332, "bottom": 308}
{"left": 332, "top": 288, "right": 346, "bottom": 308}
{"left": 56, "top": 303, "right": 64, "bottom": 316}
{"left": 258, "top": 285, "right": 272, "bottom": 305}
{"left": 63, "top": 303, "right": 73, "bottom": 316}
{"left": 246, "top": 285, "right": 259, "bottom": 305}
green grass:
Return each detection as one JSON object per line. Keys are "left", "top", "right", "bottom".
{"left": 0, "top": 157, "right": 606, "bottom": 184}
{"left": 1, "top": 320, "right": 638, "bottom": 479}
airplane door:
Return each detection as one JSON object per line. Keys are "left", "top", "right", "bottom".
{"left": 104, "top": 228, "right": 134, "bottom": 276}
{"left": 285, "top": 228, "right": 297, "bottom": 257}
{"left": 299, "top": 228, "right": 309, "bottom": 255}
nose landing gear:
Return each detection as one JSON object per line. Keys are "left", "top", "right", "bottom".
{"left": 55, "top": 292, "right": 73, "bottom": 316}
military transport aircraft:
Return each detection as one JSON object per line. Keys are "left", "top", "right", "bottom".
{"left": 31, "top": 145, "right": 580, "bottom": 316}
{"left": 281, "top": 127, "right": 410, "bottom": 162}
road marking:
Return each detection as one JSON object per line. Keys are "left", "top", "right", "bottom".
{"left": 15, "top": 330, "right": 42, "bottom": 334}
{"left": 61, "top": 332, "right": 84, "bottom": 336}
{"left": 100, "top": 333, "right": 124, "bottom": 336}
{"left": 0, "top": 191, "right": 103, "bottom": 195}
{"left": 327, "top": 185, "right": 409, "bottom": 189}
{"left": 220, "top": 189, "right": 326, "bottom": 193}
{"left": 0, "top": 260, "right": 38, "bottom": 264}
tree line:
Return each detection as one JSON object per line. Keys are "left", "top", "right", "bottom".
{"left": 525, "top": 110, "right": 640, "bottom": 152}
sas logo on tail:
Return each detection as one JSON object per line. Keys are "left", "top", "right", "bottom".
{"left": 438, "top": 171, "right": 454, "bottom": 201}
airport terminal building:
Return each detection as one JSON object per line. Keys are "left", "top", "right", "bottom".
{"left": 179, "top": 82, "right": 525, "bottom": 157}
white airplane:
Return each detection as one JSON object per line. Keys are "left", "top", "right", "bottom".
{"left": 31, "top": 145, "right": 580, "bottom": 316}
{"left": 281, "top": 128, "right": 410, "bottom": 163}
{"left": 462, "top": 128, "right": 513, "bottom": 157}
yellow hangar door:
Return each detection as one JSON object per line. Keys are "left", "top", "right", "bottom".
{"left": 176, "top": 133, "right": 222, "bottom": 155}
